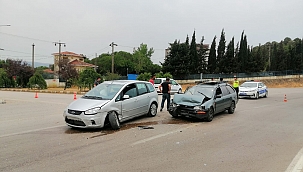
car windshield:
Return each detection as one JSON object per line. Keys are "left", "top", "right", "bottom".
{"left": 83, "top": 83, "right": 123, "bottom": 100}
{"left": 240, "top": 82, "right": 257, "bottom": 87}
{"left": 184, "top": 86, "right": 214, "bottom": 98}
{"left": 154, "top": 79, "right": 162, "bottom": 84}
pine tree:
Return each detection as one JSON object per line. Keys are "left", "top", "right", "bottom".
{"left": 189, "top": 31, "right": 198, "bottom": 73}
{"left": 197, "top": 36, "right": 208, "bottom": 73}
{"left": 207, "top": 36, "right": 217, "bottom": 73}
{"left": 216, "top": 29, "right": 226, "bottom": 73}
{"left": 225, "top": 37, "right": 235, "bottom": 73}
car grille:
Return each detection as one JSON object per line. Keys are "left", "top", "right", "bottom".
{"left": 68, "top": 109, "right": 82, "bottom": 115}
{"left": 178, "top": 105, "right": 196, "bottom": 113}
{"left": 65, "top": 118, "right": 86, "bottom": 126}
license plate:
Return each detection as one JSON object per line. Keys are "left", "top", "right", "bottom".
{"left": 239, "top": 93, "right": 246, "bottom": 96}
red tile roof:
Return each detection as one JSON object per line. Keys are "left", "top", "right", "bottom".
{"left": 52, "top": 51, "right": 86, "bottom": 58}
{"left": 43, "top": 69, "right": 54, "bottom": 74}
{"left": 69, "top": 59, "right": 96, "bottom": 67}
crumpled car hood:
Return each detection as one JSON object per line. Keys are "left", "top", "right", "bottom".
{"left": 173, "top": 94, "right": 205, "bottom": 106}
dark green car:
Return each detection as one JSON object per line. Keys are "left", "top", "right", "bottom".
{"left": 168, "top": 81, "right": 238, "bottom": 122}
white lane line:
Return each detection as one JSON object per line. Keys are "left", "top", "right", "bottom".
{"left": 0, "top": 125, "right": 66, "bottom": 138}
{"left": 285, "top": 147, "right": 303, "bottom": 172}
{"left": 131, "top": 124, "right": 196, "bottom": 146}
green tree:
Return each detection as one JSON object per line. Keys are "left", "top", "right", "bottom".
{"left": 208, "top": 36, "right": 217, "bottom": 73}
{"left": 0, "top": 68, "right": 11, "bottom": 88}
{"left": 28, "top": 72, "right": 47, "bottom": 89}
{"left": 196, "top": 36, "right": 208, "bottom": 74}
{"left": 58, "top": 59, "right": 79, "bottom": 89}
{"left": 77, "top": 68, "right": 101, "bottom": 91}
{"left": 216, "top": 29, "right": 226, "bottom": 73}
{"left": 189, "top": 31, "right": 198, "bottom": 73}
{"left": 225, "top": 37, "right": 235, "bottom": 73}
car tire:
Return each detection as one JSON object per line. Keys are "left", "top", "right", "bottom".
{"left": 228, "top": 101, "right": 235, "bottom": 114}
{"left": 264, "top": 91, "right": 268, "bottom": 98}
{"left": 206, "top": 107, "right": 214, "bottom": 122}
{"left": 108, "top": 111, "right": 120, "bottom": 130}
{"left": 147, "top": 103, "right": 157, "bottom": 117}
{"left": 255, "top": 92, "right": 259, "bottom": 99}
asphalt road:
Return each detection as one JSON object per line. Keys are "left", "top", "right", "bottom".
{"left": 0, "top": 88, "right": 303, "bottom": 172}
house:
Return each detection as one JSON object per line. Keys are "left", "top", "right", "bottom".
{"left": 52, "top": 51, "right": 97, "bottom": 73}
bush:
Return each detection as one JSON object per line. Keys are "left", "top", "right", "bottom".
{"left": 104, "top": 72, "right": 120, "bottom": 81}
{"left": 27, "top": 73, "right": 47, "bottom": 89}
{"left": 155, "top": 72, "right": 173, "bottom": 79}
{"left": 137, "top": 72, "right": 151, "bottom": 81}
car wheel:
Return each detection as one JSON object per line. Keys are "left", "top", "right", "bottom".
{"left": 255, "top": 92, "right": 259, "bottom": 99}
{"left": 206, "top": 107, "right": 214, "bottom": 122}
{"left": 178, "top": 89, "right": 182, "bottom": 94}
{"left": 108, "top": 111, "right": 120, "bottom": 130}
{"left": 170, "top": 110, "right": 179, "bottom": 118}
{"left": 228, "top": 101, "right": 235, "bottom": 114}
{"left": 147, "top": 103, "right": 157, "bottom": 117}
{"left": 264, "top": 91, "right": 268, "bottom": 98}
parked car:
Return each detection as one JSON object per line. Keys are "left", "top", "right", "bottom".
{"left": 154, "top": 78, "right": 183, "bottom": 94}
{"left": 238, "top": 81, "right": 268, "bottom": 99}
{"left": 168, "top": 81, "right": 238, "bottom": 122}
{"left": 63, "top": 80, "right": 158, "bottom": 129}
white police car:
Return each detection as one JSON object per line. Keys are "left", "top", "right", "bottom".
{"left": 238, "top": 81, "right": 268, "bottom": 99}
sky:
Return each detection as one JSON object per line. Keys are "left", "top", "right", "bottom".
{"left": 1, "top": 0, "right": 303, "bottom": 66}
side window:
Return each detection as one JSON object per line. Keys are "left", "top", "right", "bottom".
{"left": 216, "top": 87, "right": 223, "bottom": 96}
{"left": 171, "top": 80, "right": 177, "bottom": 85}
{"left": 136, "top": 83, "right": 148, "bottom": 95}
{"left": 226, "top": 85, "right": 235, "bottom": 94}
{"left": 146, "top": 83, "right": 155, "bottom": 92}
{"left": 123, "top": 84, "right": 138, "bottom": 98}
{"left": 221, "top": 86, "right": 229, "bottom": 96}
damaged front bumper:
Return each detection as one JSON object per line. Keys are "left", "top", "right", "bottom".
{"left": 168, "top": 105, "right": 209, "bottom": 119}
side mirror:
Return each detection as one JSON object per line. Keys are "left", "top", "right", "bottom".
{"left": 123, "top": 95, "right": 130, "bottom": 99}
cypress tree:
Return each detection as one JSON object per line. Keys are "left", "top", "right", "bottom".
{"left": 216, "top": 29, "right": 226, "bottom": 73}
{"left": 208, "top": 36, "right": 217, "bottom": 73}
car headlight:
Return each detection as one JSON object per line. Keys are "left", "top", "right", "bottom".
{"left": 194, "top": 106, "right": 204, "bottom": 110}
{"left": 84, "top": 107, "right": 101, "bottom": 115}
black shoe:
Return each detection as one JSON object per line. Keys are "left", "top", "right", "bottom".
{"left": 160, "top": 108, "right": 163, "bottom": 112}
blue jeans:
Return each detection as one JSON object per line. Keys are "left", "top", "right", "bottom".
{"left": 161, "top": 93, "right": 171, "bottom": 110}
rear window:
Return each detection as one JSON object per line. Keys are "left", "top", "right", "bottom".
{"left": 154, "top": 79, "right": 163, "bottom": 84}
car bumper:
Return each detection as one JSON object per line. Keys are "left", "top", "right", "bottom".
{"left": 239, "top": 92, "right": 257, "bottom": 98}
{"left": 169, "top": 107, "right": 209, "bottom": 119}
{"left": 63, "top": 111, "right": 107, "bottom": 128}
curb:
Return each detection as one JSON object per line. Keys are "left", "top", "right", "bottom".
{"left": 0, "top": 88, "right": 86, "bottom": 95}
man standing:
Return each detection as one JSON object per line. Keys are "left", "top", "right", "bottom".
{"left": 233, "top": 77, "right": 240, "bottom": 97}
{"left": 159, "top": 78, "right": 171, "bottom": 112}
{"left": 149, "top": 74, "right": 156, "bottom": 85}
{"left": 94, "top": 77, "right": 101, "bottom": 87}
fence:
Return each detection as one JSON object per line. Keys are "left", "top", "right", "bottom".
{"left": 173, "top": 70, "right": 303, "bottom": 80}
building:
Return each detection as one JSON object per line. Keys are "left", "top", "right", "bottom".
{"left": 52, "top": 51, "right": 97, "bottom": 73}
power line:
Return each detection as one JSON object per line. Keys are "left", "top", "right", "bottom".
{"left": 0, "top": 31, "right": 53, "bottom": 43}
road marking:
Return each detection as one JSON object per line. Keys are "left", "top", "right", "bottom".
{"left": 131, "top": 124, "right": 196, "bottom": 146}
{"left": 2, "top": 98, "right": 68, "bottom": 105}
{"left": 0, "top": 125, "right": 66, "bottom": 138}
{"left": 285, "top": 147, "right": 303, "bottom": 172}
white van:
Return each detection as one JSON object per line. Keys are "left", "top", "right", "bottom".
{"left": 154, "top": 78, "right": 182, "bottom": 94}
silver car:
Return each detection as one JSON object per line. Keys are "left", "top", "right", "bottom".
{"left": 63, "top": 80, "right": 158, "bottom": 129}
{"left": 154, "top": 78, "right": 183, "bottom": 94}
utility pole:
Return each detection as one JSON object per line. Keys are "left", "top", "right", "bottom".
{"left": 54, "top": 41, "right": 66, "bottom": 78}
{"left": 32, "top": 43, "right": 35, "bottom": 69}
{"left": 109, "top": 42, "right": 117, "bottom": 73}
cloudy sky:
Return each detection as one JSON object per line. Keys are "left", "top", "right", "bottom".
{"left": 1, "top": 0, "right": 302, "bottom": 65}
